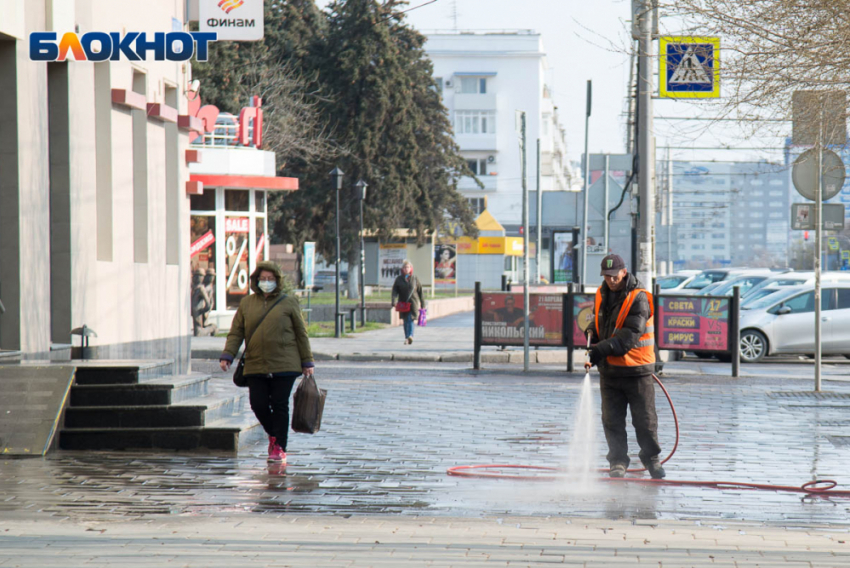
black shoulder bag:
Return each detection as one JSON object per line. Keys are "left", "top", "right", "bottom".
{"left": 232, "top": 295, "right": 287, "bottom": 387}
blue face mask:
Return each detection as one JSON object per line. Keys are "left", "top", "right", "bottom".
{"left": 258, "top": 280, "right": 277, "bottom": 294}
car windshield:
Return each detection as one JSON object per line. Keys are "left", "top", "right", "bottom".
{"left": 695, "top": 282, "right": 723, "bottom": 296}
{"left": 742, "top": 288, "right": 782, "bottom": 307}
{"left": 743, "top": 277, "right": 807, "bottom": 299}
{"left": 712, "top": 276, "right": 768, "bottom": 296}
{"left": 658, "top": 276, "right": 688, "bottom": 289}
{"left": 744, "top": 287, "right": 804, "bottom": 310}
{"left": 685, "top": 272, "right": 725, "bottom": 289}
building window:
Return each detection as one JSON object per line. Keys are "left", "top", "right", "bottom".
{"left": 455, "top": 110, "right": 496, "bottom": 135}
{"left": 751, "top": 179, "right": 764, "bottom": 186}
{"left": 751, "top": 190, "right": 764, "bottom": 196}
{"left": 769, "top": 212, "right": 783, "bottom": 219}
{"left": 434, "top": 77, "right": 443, "bottom": 93}
{"left": 769, "top": 190, "right": 783, "bottom": 197}
{"left": 750, "top": 211, "right": 764, "bottom": 218}
{"left": 769, "top": 179, "right": 783, "bottom": 186}
{"left": 458, "top": 76, "right": 487, "bottom": 94}
{"left": 467, "top": 198, "right": 486, "bottom": 215}
{"left": 466, "top": 158, "right": 488, "bottom": 175}
{"left": 712, "top": 244, "right": 725, "bottom": 250}
{"left": 692, "top": 244, "right": 705, "bottom": 250}
{"left": 198, "top": 113, "right": 239, "bottom": 146}
{"left": 712, "top": 233, "right": 724, "bottom": 239}
{"left": 749, "top": 222, "right": 764, "bottom": 228}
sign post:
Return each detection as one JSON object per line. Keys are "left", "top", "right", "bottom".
{"left": 792, "top": 90, "right": 848, "bottom": 391}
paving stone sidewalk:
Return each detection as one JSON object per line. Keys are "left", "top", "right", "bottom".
{"left": 2, "top": 515, "right": 849, "bottom": 567}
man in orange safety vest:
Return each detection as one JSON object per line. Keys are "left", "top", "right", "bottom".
{"left": 586, "top": 254, "right": 665, "bottom": 479}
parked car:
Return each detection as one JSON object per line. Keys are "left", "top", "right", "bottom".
{"left": 656, "top": 273, "right": 698, "bottom": 293}
{"left": 678, "top": 268, "right": 775, "bottom": 295}
{"left": 695, "top": 273, "right": 771, "bottom": 297}
{"left": 743, "top": 271, "right": 850, "bottom": 300}
{"left": 737, "top": 282, "right": 850, "bottom": 363}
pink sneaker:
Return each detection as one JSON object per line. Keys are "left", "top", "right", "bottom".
{"left": 268, "top": 443, "right": 286, "bottom": 463}
{"left": 267, "top": 436, "right": 277, "bottom": 455}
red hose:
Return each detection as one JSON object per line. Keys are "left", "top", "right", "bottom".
{"left": 446, "top": 374, "right": 850, "bottom": 498}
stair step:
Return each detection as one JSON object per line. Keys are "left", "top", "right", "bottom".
{"left": 73, "top": 360, "right": 174, "bottom": 385}
{"left": 63, "top": 390, "right": 247, "bottom": 429}
{"left": 59, "top": 416, "right": 264, "bottom": 452}
{"left": 70, "top": 374, "right": 209, "bottom": 407}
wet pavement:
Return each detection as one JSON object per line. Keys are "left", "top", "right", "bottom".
{"left": 3, "top": 362, "right": 850, "bottom": 528}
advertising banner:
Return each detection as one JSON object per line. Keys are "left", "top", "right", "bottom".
{"left": 199, "top": 0, "right": 265, "bottom": 42}
{"left": 434, "top": 244, "right": 457, "bottom": 286}
{"left": 303, "top": 242, "right": 316, "bottom": 288}
{"left": 552, "top": 230, "right": 577, "bottom": 284}
{"left": 481, "top": 293, "right": 564, "bottom": 346}
{"left": 379, "top": 243, "right": 406, "bottom": 286}
{"left": 657, "top": 296, "right": 729, "bottom": 352}
{"left": 571, "top": 293, "right": 596, "bottom": 347}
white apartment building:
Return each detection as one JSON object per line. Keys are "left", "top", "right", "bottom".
{"left": 424, "top": 31, "right": 576, "bottom": 227}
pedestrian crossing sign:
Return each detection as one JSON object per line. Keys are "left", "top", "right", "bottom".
{"left": 659, "top": 36, "right": 720, "bottom": 99}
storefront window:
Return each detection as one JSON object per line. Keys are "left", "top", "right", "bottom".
{"left": 255, "top": 190, "right": 266, "bottom": 213}
{"left": 225, "top": 189, "right": 249, "bottom": 212}
{"left": 224, "top": 216, "right": 251, "bottom": 310}
{"left": 190, "top": 215, "right": 217, "bottom": 274}
{"left": 190, "top": 190, "right": 216, "bottom": 212}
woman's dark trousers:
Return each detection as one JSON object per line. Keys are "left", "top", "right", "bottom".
{"left": 247, "top": 374, "right": 298, "bottom": 450}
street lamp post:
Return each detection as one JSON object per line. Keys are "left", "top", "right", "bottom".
{"left": 353, "top": 180, "right": 368, "bottom": 326}
{"left": 330, "top": 167, "right": 344, "bottom": 338}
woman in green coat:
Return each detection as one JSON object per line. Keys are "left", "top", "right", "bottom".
{"left": 219, "top": 261, "right": 314, "bottom": 464}
{"left": 391, "top": 260, "right": 426, "bottom": 344}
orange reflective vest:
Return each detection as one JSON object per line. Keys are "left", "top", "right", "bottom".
{"left": 594, "top": 288, "right": 656, "bottom": 368}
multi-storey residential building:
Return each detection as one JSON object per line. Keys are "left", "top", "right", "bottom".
{"left": 424, "top": 30, "right": 577, "bottom": 228}
{"left": 665, "top": 160, "right": 791, "bottom": 269}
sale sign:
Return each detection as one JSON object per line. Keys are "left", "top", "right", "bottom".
{"left": 657, "top": 296, "right": 729, "bottom": 352}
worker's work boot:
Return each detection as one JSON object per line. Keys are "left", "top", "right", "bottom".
{"left": 643, "top": 458, "right": 666, "bottom": 479}
{"left": 608, "top": 464, "right": 626, "bottom": 478}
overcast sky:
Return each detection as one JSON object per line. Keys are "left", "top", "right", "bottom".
{"left": 314, "top": 0, "right": 788, "bottom": 165}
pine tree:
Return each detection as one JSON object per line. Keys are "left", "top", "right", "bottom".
{"left": 271, "top": 0, "right": 476, "bottom": 297}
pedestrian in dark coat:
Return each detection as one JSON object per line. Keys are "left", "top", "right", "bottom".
{"left": 586, "top": 254, "right": 665, "bottom": 479}
{"left": 391, "top": 260, "right": 426, "bottom": 345}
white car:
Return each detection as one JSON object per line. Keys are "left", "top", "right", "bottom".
{"left": 743, "top": 272, "right": 850, "bottom": 300}
{"left": 656, "top": 273, "right": 698, "bottom": 293}
{"left": 695, "top": 272, "right": 772, "bottom": 297}
{"left": 678, "top": 268, "right": 775, "bottom": 295}
{"left": 738, "top": 283, "right": 850, "bottom": 363}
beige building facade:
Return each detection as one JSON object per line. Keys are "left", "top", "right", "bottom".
{"left": 0, "top": 0, "right": 198, "bottom": 371}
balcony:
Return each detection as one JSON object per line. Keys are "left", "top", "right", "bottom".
{"left": 453, "top": 93, "right": 498, "bottom": 110}
{"left": 458, "top": 174, "right": 498, "bottom": 192}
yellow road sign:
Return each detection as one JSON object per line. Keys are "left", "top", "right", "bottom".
{"left": 659, "top": 36, "right": 720, "bottom": 99}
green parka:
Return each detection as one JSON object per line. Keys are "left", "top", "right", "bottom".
{"left": 221, "top": 261, "right": 314, "bottom": 375}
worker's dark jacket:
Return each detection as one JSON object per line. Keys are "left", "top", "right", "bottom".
{"left": 589, "top": 273, "right": 654, "bottom": 378}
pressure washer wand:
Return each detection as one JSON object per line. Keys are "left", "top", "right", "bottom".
{"left": 584, "top": 332, "right": 592, "bottom": 372}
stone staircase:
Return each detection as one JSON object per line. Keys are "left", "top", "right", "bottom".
{"left": 60, "top": 360, "right": 264, "bottom": 451}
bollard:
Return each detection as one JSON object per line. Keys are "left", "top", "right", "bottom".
{"left": 349, "top": 308, "right": 357, "bottom": 331}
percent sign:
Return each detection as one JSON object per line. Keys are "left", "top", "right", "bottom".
{"left": 225, "top": 235, "right": 249, "bottom": 291}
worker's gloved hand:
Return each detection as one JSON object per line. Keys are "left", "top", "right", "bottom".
{"left": 588, "top": 347, "right": 604, "bottom": 367}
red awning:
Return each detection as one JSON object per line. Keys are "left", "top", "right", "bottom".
{"left": 189, "top": 174, "right": 299, "bottom": 191}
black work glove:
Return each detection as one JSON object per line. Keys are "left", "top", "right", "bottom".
{"left": 588, "top": 347, "right": 604, "bottom": 367}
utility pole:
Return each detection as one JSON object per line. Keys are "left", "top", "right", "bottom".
{"left": 636, "top": 0, "right": 655, "bottom": 287}
{"left": 667, "top": 148, "right": 674, "bottom": 274}
{"left": 519, "top": 111, "right": 530, "bottom": 372}
{"left": 603, "top": 154, "right": 610, "bottom": 255}
{"left": 536, "top": 138, "right": 542, "bottom": 284}
{"left": 580, "top": 80, "right": 592, "bottom": 289}
{"left": 814, "top": 117, "right": 823, "bottom": 392}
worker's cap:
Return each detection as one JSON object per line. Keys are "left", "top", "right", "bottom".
{"left": 600, "top": 254, "right": 626, "bottom": 276}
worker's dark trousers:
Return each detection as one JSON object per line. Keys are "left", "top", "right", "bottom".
{"left": 599, "top": 373, "right": 662, "bottom": 468}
